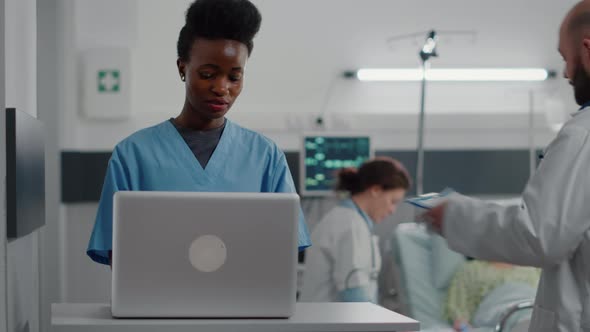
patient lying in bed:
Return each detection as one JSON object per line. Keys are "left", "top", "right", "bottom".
{"left": 443, "top": 261, "right": 540, "bottom": 331}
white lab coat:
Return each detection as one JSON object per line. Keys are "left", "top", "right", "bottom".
{"left": 442, "top": 108, "right": 590, "bottom": 331}
{"left": 300, "top": 204, "right": 381, "bottom": 303}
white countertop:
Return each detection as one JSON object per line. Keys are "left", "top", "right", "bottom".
{"left": 52, "top": 302, "right": 419, "bottom": 332}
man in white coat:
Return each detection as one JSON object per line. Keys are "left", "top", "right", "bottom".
{"left": 426, "top": 2, "right": 590, "bottom": 331}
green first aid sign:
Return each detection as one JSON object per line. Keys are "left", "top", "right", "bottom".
{"left": 98, "top": 69, "right": 120, "bottom": 93}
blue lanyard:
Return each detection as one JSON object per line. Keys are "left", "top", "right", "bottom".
{"left": 340, "top": 199, "right": 377, "bottom": 269}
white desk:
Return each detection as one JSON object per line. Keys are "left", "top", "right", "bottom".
{"left": 52, "top": 303, "right": 419, "bottom": 332}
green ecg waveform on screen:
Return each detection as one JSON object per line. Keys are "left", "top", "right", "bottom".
{"left": 304, "top": 136, "right": 370, "bottom": 192}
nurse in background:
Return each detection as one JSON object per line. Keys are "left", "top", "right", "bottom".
{"left": 87, "top": 0, "right": 311, "bottom": 266}
{"left": 300, "top": 158, "right": 410, "bottom": 303}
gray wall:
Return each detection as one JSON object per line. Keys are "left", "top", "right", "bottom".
{"left": 4, "top": 0, "right": 41, "bottom": 332}
{"left": 0, "top": 0, "right": 7, "bottom": 329}
{"left": 61, "top": 204, "right": 110, "bottom": 303}
{"left": 7, "top": 235, "right": 39, "bottom": 332}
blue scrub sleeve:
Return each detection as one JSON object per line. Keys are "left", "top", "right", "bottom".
{"left": 339, "top": 287, "right": 373, "bottom": 302}
{"left": 87, "top": 149, "right": 130, "bottom": 265}
{"left": 272, "top": 153, "right": 312, "bottom": 251}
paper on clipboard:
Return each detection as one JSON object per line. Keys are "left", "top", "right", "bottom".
{"left": 405, "top": 188, "right": 455, "bottom": 210}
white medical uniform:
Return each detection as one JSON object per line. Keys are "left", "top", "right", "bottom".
{"left": 300, "top": 200, "right": 381, "bottom": 303}
{"left": 442, "top": 107, "right": 590, "bottom": 331}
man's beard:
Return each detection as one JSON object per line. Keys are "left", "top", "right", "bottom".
{"left": 572, "top": 66, "right": 590, "bottom": 106}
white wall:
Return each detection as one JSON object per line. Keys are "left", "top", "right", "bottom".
{"left": 58, "top": 0, "right": 139, "bottom": 152}
{"left": 37, "top": 0, "right": 62, "bottom": 331}
{"left": 4, "top": 0, "right": 41, "bottom": 332}
{"left": 57, "top": 0, "right": 578, "bottom": 152}
{"left": 55, "top": 0, "right": 581, "bottom": 303}
{"left": 57, "top": 0, "right": 138, "bottom": 304}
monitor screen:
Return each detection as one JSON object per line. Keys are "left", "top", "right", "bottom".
{"left": 301, "top": 135, "right": 371, "bottom": 196}
{"left": 6, "top": 108, "right": 45, "bottom": 239}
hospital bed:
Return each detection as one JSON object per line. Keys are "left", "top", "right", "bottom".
{"left": 391, "top": 223, "right": 534, "bottom": 332}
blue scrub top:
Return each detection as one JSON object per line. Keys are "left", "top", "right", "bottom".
{"left": 87, "top": 119, "right": 311, "bottom": 265}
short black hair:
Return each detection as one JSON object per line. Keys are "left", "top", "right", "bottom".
{"left": 568, "top": 11, "right": 590, "bottom": 32}
{"left": 177, "top": 0, "right": 262, "bottom": 62}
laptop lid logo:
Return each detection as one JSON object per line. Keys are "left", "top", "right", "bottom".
{"left": 188, "top": 235, "right": 227, "bottom": 273}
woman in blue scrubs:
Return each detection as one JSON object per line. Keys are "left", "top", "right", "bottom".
{"left": 87, "top": 0, "right": 311, "bottom": 266}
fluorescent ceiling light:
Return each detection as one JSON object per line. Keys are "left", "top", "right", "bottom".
{"left": 355, "top": 68, "right": 552, "bottom": 82}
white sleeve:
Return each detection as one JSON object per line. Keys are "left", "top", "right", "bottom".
{"left": 443, "top": 124, "right": 590, "bottom": 268}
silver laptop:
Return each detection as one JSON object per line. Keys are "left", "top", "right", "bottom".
{"left": 111, "top": 191, "right": 299, "bottom": 318}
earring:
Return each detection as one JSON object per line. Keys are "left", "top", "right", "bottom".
{"left": 181, "top": 75, "right": 185, "bottom": 81}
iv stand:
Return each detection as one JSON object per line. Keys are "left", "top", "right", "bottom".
{"left": 528, "top": 90, "right": 536, "bottom": 179}
{"left": 416, "top": 30, "right": 438, "bottom": 195}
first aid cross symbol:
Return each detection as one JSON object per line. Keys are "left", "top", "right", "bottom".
{"left": 98, "top": 70, "right": 120, "bottom": 93}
